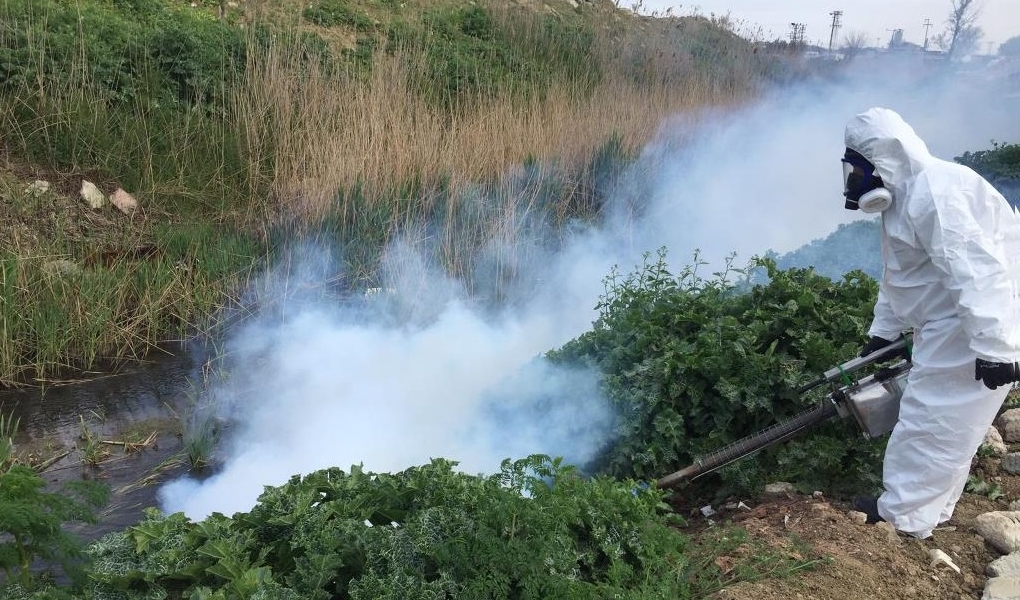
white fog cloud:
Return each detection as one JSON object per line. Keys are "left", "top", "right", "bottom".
{"left": 161, "top": 63, "right": 1018, "bottom": 520}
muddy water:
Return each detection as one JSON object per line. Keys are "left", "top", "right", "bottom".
{"left": 1, "top": 345, "right": 205, "bottom": 541}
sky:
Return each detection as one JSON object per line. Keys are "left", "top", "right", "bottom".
{"left": 637, "top": 0, "right": 1020, "bottom": 51}
{"left": 159, "top": 57, "right": 1020, "bottom": 521}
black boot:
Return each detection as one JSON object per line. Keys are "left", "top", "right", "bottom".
{"left": 852, "top": 496, "right": 885, "bottom": 524}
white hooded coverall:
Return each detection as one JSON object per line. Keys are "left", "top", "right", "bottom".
{"left": 845, "top": 107, "right": 1020, "bottom": 538}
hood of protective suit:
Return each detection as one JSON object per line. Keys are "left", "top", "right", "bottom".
{"left": 844, "top": 108, "right": 934, "bottom": 196}
{"left": 850, "top": 107, "right": 1020, "bottom": 363}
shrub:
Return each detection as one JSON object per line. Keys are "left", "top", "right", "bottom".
{"left": 303, "top": 0, "right": 375, "bottom": 29}
{"left": 0, "top": 0, "right": 246, "bottom": 108}
{"left": 956, "top": 141, "right": 1020, "bottom": 180}
{"left": 548, "top": 250, "right": 885, "bottom": 499}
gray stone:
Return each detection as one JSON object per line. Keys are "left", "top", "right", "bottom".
{"left": 983, "top": 575, "right": 1020, "bottom": 600}
{"left": 988, "top": 553, "right": 1020, "bottom": 578}
{"left": 997, "top": 409, "right": 1020, "bottom": 443}
{"left": 1004, "top": 453, "right": 1020, "bottom": 475}
{"left": 976, "top": 512, "right": 1020, "bottom": 554}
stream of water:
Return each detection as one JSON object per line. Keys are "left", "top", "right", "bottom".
{"left": 1, "top": 344, "right": 206, "bottom": 541}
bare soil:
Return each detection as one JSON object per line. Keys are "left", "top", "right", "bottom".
{"left": 670, "top": 451, "right": 1019, "bottom": 600}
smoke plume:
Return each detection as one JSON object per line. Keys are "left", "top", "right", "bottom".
{"left": 160, "top": 59, "right": 1019, "bottom": 520}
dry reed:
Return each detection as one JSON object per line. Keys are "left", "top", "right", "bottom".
{"left": 237, "top": 12, "right": 767, "bottom": 227}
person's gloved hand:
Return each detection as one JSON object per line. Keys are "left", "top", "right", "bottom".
{"left": 859, "top": 336, "right": 909, "bottom": 360}
{"left": 860, "top": 336, "right": 894, "bottom": 357}
{"left": 975, "top": 358, "right": 1020, "bottom": 390}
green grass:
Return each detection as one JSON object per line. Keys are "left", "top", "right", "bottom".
{"left": 0, "top": 409, "right": 19, "bottom": 470}
{"left": 0, "top": 222, "right": 260, "bottom": 386}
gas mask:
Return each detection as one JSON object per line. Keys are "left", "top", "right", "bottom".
{"left": 842, "top": 148, "right": 892, "bottom": 213}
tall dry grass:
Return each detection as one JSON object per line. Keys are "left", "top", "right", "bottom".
{"left": 237, "top": 12, "right": 769, "bottom": 228}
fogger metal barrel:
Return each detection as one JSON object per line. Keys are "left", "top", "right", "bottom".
{"left": 656, "top": 339, "right": 912, "bottom": 489}
{"left": 656, "top": 401, "right": 839, "bottom": 488}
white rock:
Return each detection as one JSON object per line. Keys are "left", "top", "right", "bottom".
{"left": 763, "top": 482, "right": 796, "bottom": 495}
{"left": 847, "top": 510, "right": 867, "bottom": 525}
{"left": 983, "top": 575, "right": 1020, "bottom": 600}
{"left": 984, "top": 426, "right": 1010, "bottom": 456}
{"left": 988, "top": 553, "right": 1020, "bottom": 578}
{"left": 997, "top": 409, "right": 1020, "bottom": 443}
{"left": 976, "top": 512, "right": 1020, "bottom": 554}
{"left": 42, "top": 259, "right": 81, "bottom": 278}
{"left": 25, "top": 180, "right": 51, "bottom": 197}
{"left": 80, "top": 180, "right": 106, "bottom": 209}
{"left": 110, "top": 188, "right": 138, "bottom": 215}
{"left": 929, "top": 549, "right": 960, "bottom": 574}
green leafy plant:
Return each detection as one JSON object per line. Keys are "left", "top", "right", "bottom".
{"left": 0, "top": 465, "right": 109, "bottom": 589}
{"left": 548, "top": 249, "right": 883, "bottom": 498}
{"left": 965, "top": 474, "right": 1005, "bottom": 501}
{"left": 83, "top": 456, "right": 819, "bottom": 599}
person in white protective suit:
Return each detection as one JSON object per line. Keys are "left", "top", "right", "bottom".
{"left": 841, "top": 107, "right": 1020, "bottom": 539}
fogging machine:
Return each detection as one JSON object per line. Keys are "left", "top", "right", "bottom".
{"left": 657, "top": 337, "right": 911, "bottom": 488}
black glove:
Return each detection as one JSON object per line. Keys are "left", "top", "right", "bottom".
{"left": 859, "top": 336, "right": 909, "bottom": 360}
{"left": 860, "top": 336, "right": 893, "bottom": 357}
{"left": 975, "top": 358, "right": 1020, "bottom": 390}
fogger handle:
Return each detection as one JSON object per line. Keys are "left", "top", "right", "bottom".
{"left": 656, "top": 400, "right": 839, "bottom": 488}
{"left": 796, "top": 338, "right": 910, "bottom": 394}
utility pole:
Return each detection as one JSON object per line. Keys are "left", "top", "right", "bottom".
{"left": 828, "top": 10, "right": 843, "bottom": 57}
{"left": 886, "top": 28, "right": 903, "bottom": 49}
{"left": 922, "top": 18, "right": 933, "bottom": 50}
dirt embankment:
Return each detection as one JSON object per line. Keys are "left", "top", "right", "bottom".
{"left": 677, "top": 439, "right": 1020, "bottom": 600}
